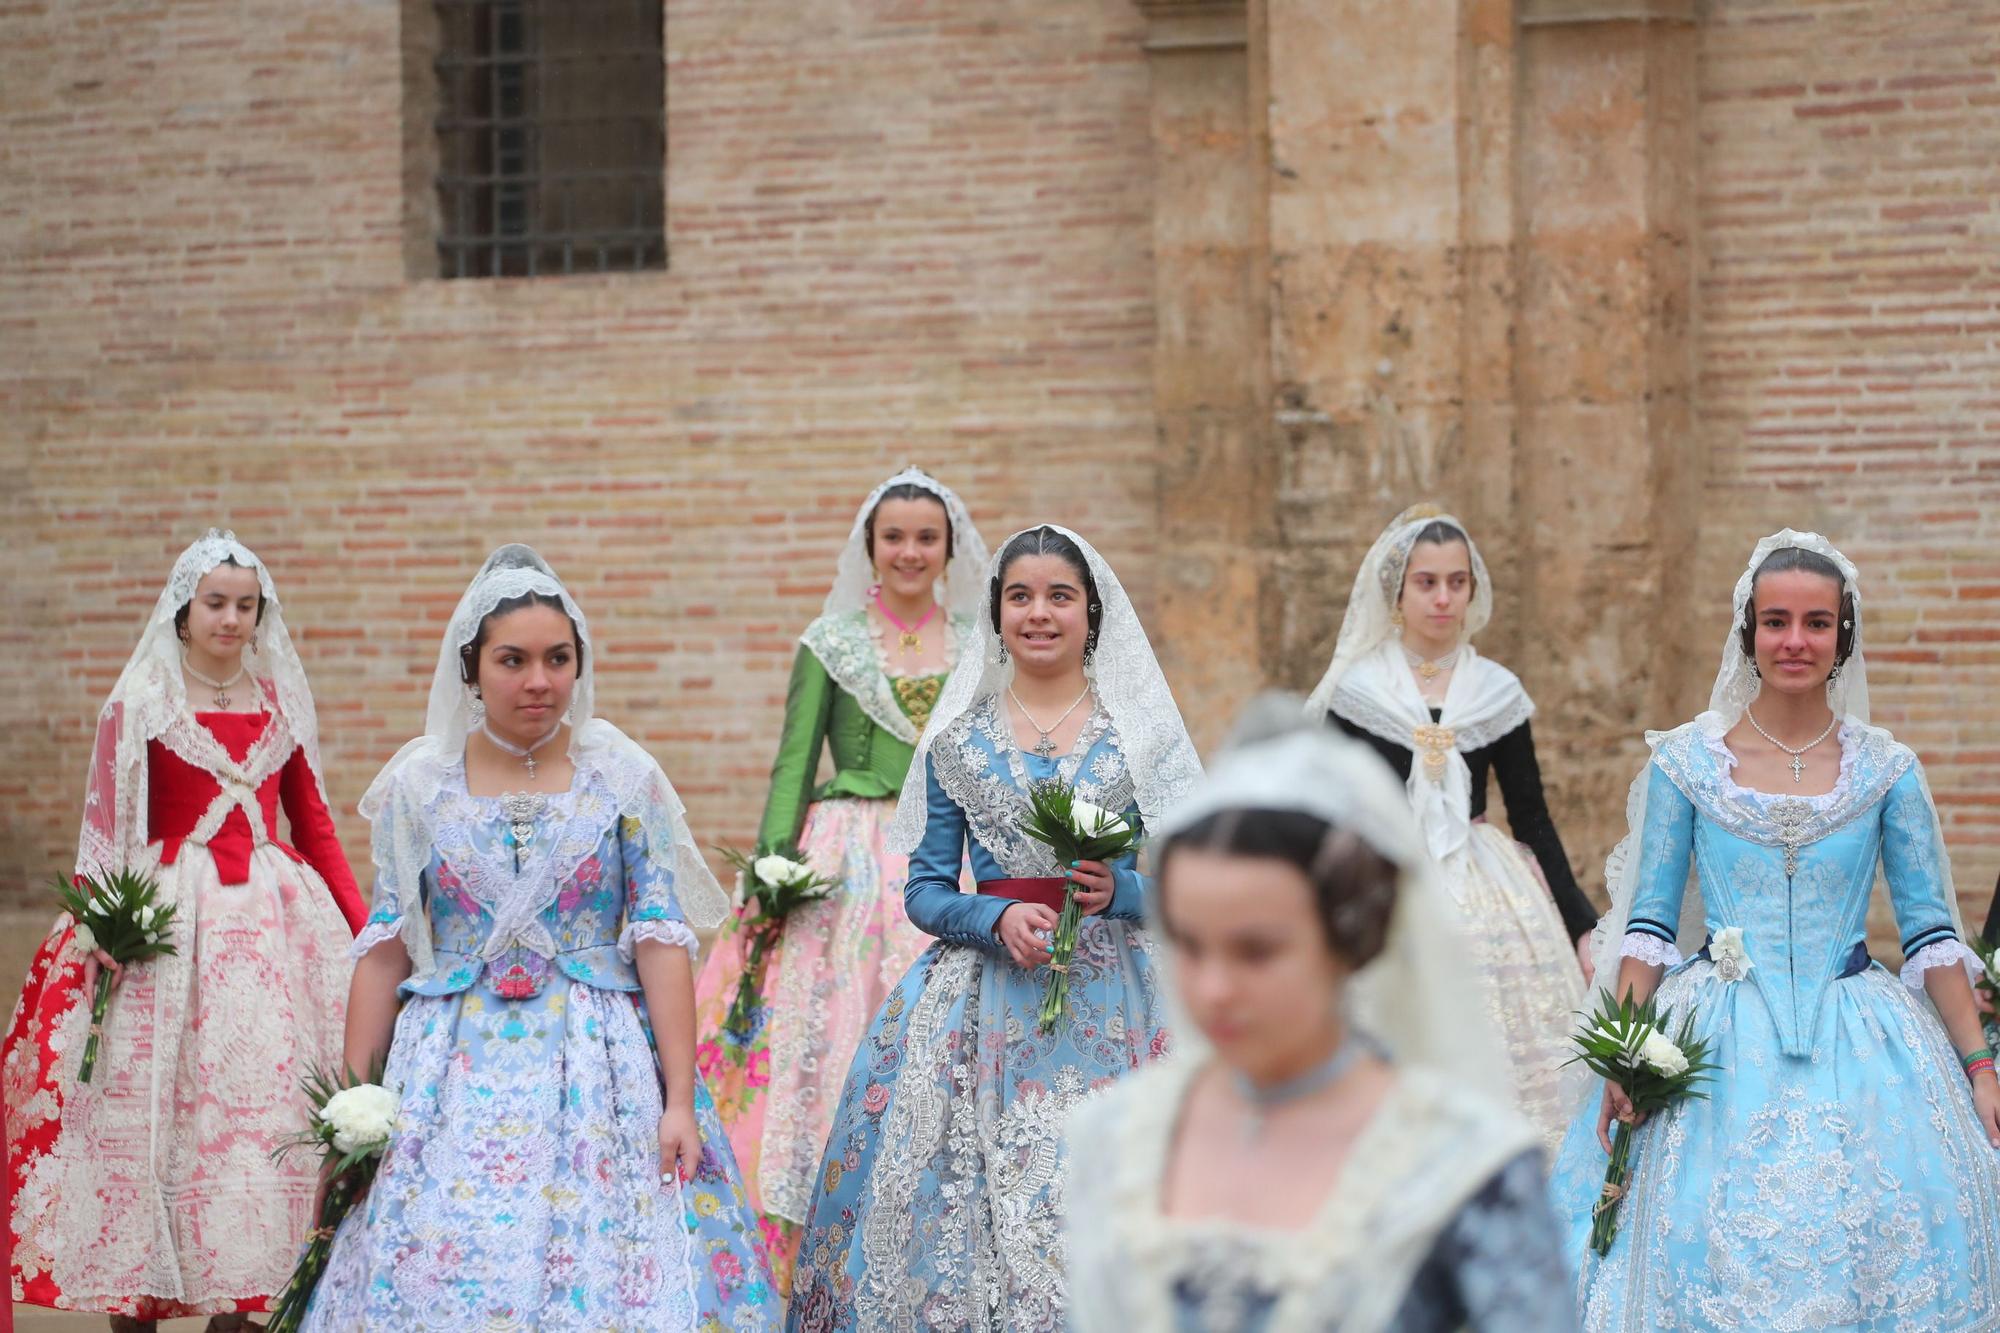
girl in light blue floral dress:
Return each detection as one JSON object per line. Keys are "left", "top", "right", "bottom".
{"left": 303, "top": 545, "right": 775, "bottom": 1331}
{"left": 1554, "top": 532, "right": 2000, "bottom": 1332}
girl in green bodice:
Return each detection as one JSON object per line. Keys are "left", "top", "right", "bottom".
{"left": 692, "top": 468, "right": 988, "bottom": 1293}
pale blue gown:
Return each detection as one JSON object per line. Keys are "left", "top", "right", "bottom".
{"left": 1549, "top": 723, "right": 2000, "bottom": 1331}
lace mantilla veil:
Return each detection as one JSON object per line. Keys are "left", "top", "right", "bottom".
{"left": 801, "top": 467, "right": 992, "bottom": 746}
{"left": 359, "top": 544, "right": 726, "bottom": 982}
{"left": 1302, "top": 503, "right": 1496, "bottom": 722}
{"left": 819, "top": 467, "right": 991, "bottom": 621}
{"left": 77, "top": 530, "right": 326, "bottom": 884}
{"left": 885, "top": 525, "right": 1204, "bottom": 855}
{"left": 1587, "top": 528, "right": 1972, "bottom": 993}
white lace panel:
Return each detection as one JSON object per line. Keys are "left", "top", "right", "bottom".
{"left": 927, "top": 696, "right": 1134, "bottom": 879}
{"left": 1620, "top": 932, "right": 1685, "bottom": 969}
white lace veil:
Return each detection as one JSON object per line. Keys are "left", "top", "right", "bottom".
{"left": 1150, "top": 698, "right": 1519, "bottom": 1109}
{"left": 360, "top": 545, "right": 727, "bottom": 980}
{"left": 77, "top": 530, "right": 324, "bottom": 881}
{"left": 1587, "top": 529, "right": 1966, "bottom": 989}
{"left": 885, "top": 525, "right": 1204, "bottom": 854}
{"left": 820, "top": 467, "right": 990, "bottom": 620}
{"left": 1303, "top": 504, "right": 1495, "bottom": 720}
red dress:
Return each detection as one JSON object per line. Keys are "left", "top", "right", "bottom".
{"left": 4, "top": 711, "right": 362, "bottom": 1317}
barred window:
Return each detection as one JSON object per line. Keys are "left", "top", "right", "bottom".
{"left": 431, "top": 0, "right": 665, "bottom": 278}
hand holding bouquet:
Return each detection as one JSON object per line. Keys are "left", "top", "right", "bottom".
{"left": 1567, "top": 989, "right": 1719, "bottom": 1256}
{"left": 55, "top": 868, "right": 179, "bottom": 1084}
{"left": 265, "top": 1063, "right": 396, "bottom": 1332}
{"left": 1017, "top": 780, "right": 1141, "bottom": 1033}
{"left": 715, "top": 846, "right": 837, "bottom": 1039}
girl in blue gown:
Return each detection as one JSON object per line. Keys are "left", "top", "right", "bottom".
{"left": 786, "top": 526, "right": 1203, "bottom": 1332}
{"left": 1551, "top": 530, "right": 2000, "bottom": 1331}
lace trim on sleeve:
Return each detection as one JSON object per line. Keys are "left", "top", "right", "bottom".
{"left": 350, "top": 916, "right": 411, "bottom": 961}
{"left": 1900, "top": 937, "right": 1983, "bottom": 992}
{"left": 618, "top": 917, "right": 699, "bottom": 961}
{"left": 1620, "top": 931, "right": 1683, "bottom": 969}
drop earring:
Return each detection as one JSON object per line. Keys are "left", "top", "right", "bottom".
{"left": 467, "top": 685, "right": 486, "bottom": 727}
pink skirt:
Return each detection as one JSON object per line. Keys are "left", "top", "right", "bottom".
{"left": 692, "top": 796, "right": 941, "bottom": 1294}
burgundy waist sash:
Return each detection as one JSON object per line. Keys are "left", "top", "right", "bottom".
{"left": 976, "top": 877, "right": 1069, "bottom": 913}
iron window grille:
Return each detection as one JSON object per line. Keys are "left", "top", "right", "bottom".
{"left": 433, "top": 0, "right": 665, "bottom": 278}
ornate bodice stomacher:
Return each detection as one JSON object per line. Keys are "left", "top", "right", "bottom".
{"left": 166, "top": 705, "right": 297, "bottom": 853}
{"left": 800, "top": 609, "right": 967, "bottom": 745}
{"left": 929, "top": 695, "right": 1137, "bottom": 878}
{"left": 1634, "top": 720, "right": 1967, "bottom": 1057}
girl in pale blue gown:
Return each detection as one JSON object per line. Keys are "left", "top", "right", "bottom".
{"left": 1552, "top": 531, "right": 2000, "bottom": 1332}
{"left": 785, "top": 526, "right": 1203, "bottom": 1332}
{"left": 303, "top": 546, "right": 775, "bottom": 1331}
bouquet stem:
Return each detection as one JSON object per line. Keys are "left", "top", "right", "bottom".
{"left": 726, "top": 927, "right": 772, "bottom": 1041}
{"left": 1589, "top": 1119, "right": 1634, "bottom": 1257}
{"left": 264, "top": 1168, "right": 365, "bottom": 1333}
{"left": 77, "top": 968, "right": 114, "bottom": 1085}
{"left": 1035, "top": 885, "right": 1083, "bottom": 1034}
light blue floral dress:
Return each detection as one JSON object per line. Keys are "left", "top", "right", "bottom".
{"left": 787, "top": 697, "right": 1168, "bottom": 1332}
{"left": 1549, "top": 723, "right": 2000, "bottom": 1331}
{"left": 302, "top": 761, "right": 776, "bottom": 1331}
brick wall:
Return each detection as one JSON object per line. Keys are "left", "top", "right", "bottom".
{"left": 1694, "top": 0, "right": 2000, "bottom": 924}
{"left": 0, "top": 0, "right": 1158, "bottom": 912}
{"left": 6, "top": 0, "right": 2000, "bottom": 949}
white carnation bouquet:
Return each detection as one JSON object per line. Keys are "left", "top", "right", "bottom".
{"left": 265, "top": 1062, "right": 397, "bottom": 1331}
{"left": 1018, "top": 779, "right": 1140, "bottom": 1033}
{"left": 1567, "top": 990, "right": 1718, "bottom": 1256}
{"left": 715, "top": 845, "right": 837, "bottom": 1039}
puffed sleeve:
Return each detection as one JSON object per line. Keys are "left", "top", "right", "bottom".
{"left": 755, "top": 645, "right": 836, "bottom": 856}
{"left": 1880, "top": 764, "right": 1982, "bottom": 989}
{"left": 278, "top": 746, "right": 367, "bottom": 934}
{"left": 351, "top": 776, "right": 422, "bottom": 960}
{"left": 903, "top": 754, "right": 1009, "bottom": 951}
{"left": 1620, "top": 761, "right": 1696, "bottom": 967}
{"left": 617, "top": 813, "right": 699, "bottom": 961}
{"left": 1487, "top": 722, "right": 1598, "bottom": 943}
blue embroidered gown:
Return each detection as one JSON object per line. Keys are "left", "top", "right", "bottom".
{"left": 302, "top": 765, "right": 777, "bottom": 1331}
{"left": 786, "top": 698, "right": 1168, "bottom": 1332}
{"left": 1549, "top": 724, "right": 2000, "bottom": 1331}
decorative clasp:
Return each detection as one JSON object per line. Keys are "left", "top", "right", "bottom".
{"left": 1411, "top": 723, "right": 1457, "bottom": 781}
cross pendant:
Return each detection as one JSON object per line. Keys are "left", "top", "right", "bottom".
{"left": 1790, "top": 754, "right": 1804, "bottom": 783}
{"left": 525, "top": 754, "right": 538, "bottom": 779}
{"left": 1032, "top": 734, "right": 1058, "bottom": 758}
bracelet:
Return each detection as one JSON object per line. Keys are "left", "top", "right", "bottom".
{"left": 1963, "top": 1046, "right": 1995, "bottom": 1071}
{"left": 1967, "top": 1057, "right": 1997, "bottom": 1082}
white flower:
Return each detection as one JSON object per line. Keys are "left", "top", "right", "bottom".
{"left": 137, "top": 905, "right": 156, "bottom": 930}
{"left": 1710, "top": 927, "right": 1753, "bottom": 983}
{"left": 752, "top": 854, "right": 811, "bottom": 888}
{"left": 72, "top": 922, "right": 97, "bottom": 956}
{"left": 1638, "top": 1031, "right": 1690, "bottom": 1078}
{"left": 319, "top": 1083, "right": 399, "bottom": 1156}
{"left": 1069, "top": 799, "right": 1129, "bottom": 839}
{"left": 731, "top": 870, "right": 748, "bottom": 907}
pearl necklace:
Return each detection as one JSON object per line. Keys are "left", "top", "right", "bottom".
{"left": 182, "top": 655, "right": 246, "bottom": 709}
{"left": 1745, "top": 705, "right": 1838, "bottom": 784}
{"left": 481, "top": 720, "right": 563, "bottom": 780}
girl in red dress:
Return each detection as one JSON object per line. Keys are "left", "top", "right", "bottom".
{"left": 3, "top": 530, "right": 365, "bottom": 1333}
